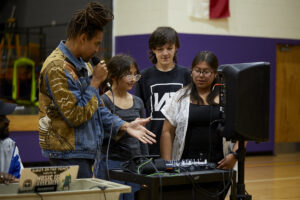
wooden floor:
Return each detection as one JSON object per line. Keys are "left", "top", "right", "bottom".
{"left": 233, "top": 152, "right": 300, "bottom": 200}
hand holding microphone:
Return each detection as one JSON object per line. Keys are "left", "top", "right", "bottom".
{"left": 90, "top": 56, "right": 108, "bottom": 89}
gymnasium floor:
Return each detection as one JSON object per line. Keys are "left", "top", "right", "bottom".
{"left": 235, "top": 152, "right": 300, "bottom": 200}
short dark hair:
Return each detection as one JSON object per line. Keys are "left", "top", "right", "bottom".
{"left": 66, "top": 2, "right": 114, "bottom": 40}
{"left": 106, "top": 54, "right": 139, "bottom": 85}
{"left": 148, "top": 27, "right": 180, "bottom": 64}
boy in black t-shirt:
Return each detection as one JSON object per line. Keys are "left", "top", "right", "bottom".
{"left": 135, "top": 27, "right": 191, "bottom": 155}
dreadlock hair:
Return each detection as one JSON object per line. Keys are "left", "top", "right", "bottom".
{"left": 148, "top": 27, "right": 180, "bottom": 64}
{"left": 67, "top": 2, "right": 114, "bottom": 40}
{"left": 179, "top": 51, "right": 219, "bottom": 105}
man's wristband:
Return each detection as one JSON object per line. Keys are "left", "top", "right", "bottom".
{"left": 230, "top": 151, "right": 239, "bottom": 160}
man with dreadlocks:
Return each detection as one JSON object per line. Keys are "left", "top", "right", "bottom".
{"left": 38, "top": 2, "right": 156, "bottom": 178}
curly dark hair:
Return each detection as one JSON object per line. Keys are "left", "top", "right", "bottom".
{"left": 66, "top": 2, "right": 114, "bottom": 40}
{"left": 148, "top": 27, "right": 180, "bottom": 64}
{"left": 104, "top": 54, "right": 139, "bottom": 88}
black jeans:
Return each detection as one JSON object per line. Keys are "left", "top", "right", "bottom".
{"left": 49, "top": 158, "right": 94, "bottom": 178}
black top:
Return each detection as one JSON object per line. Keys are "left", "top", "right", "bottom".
{"left": 181, "top": 104, "right": 223, "bottom": 163}
{"left": 135, "top": 64, "right": 191, "bottom": 155}
{"left": 100, "top": 94, "right": 148, "bottom": 161}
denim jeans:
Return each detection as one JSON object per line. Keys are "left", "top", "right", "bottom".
{"left": 49, "top": 158, "right": 93, "bottom": 178}
{"left": 94, "top": 156, "right": 140, "bottom": 200}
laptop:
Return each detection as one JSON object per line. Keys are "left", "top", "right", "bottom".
{"left": 18, "top": 165, "right": 79, "bottom": 193}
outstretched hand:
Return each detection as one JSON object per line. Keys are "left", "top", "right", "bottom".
{"left": 217, "top": 153, "right": 237, "bottom": 169}
{"left": 126, "top": 117, "right": 156, "bottom": 144}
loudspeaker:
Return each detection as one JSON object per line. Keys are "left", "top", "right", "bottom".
{"left": 218, "top": 62, "right": 270, "bottom": 141}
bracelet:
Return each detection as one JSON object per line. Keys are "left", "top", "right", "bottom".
{"left": 230, "top": 151, "right": 239, "bottom": 160}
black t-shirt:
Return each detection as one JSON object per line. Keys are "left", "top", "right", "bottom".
{"left": 182, "top": 104, "right": 223, "bottom": 163}
{"left": 100, "top": 94, "right": 148, "bottom": 161}
{"left": 135, "top": 64, "right": 191, "bottom": 155}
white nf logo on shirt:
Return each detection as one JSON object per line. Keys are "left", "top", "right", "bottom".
{"left": 150, "top": 83, "right": 183, "bottom": 120}
{"left": 154, "top": 92, "right": 176, "bottom": 111}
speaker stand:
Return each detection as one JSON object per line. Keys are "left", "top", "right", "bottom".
{"left": 235, "top": 138, "right": 252, "bottom": 200}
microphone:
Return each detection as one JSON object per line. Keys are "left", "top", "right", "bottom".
{"left": 91, "top": 56, "right": 105, "bottom": 66}
{"left": 91, "top": 56, "right": 111, "bottom": 90}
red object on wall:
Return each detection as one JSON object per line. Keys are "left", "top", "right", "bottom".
{"left": 209, "top": 0, "right": 230, "bottom": 19}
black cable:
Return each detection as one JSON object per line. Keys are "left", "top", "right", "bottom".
{"left": 208, "top": 104, "right": 226, "bottom": 168}
{"left": 35, "top": 192, "right": 43, "bottom": 200}
{"left": 148, "top": 158, "right": 163, "bottom": 200}
{"left": 89, "top": 185, "right": 107, "bottom": 200}
{"left": 208, "top": 107, "right": 223, "bottom": 164}
{"left": 178, "top": 167, "right": 200, "bottom": 200}
{"left": 185, "top": 171, "right": 215, "bottom": 200}
{"left": 121, "top": 156, "right": 164, "bottom": 200}
{"left": 192, "top": 182, "right": 196, "bottom": 200}
{"left": 208, "top": 105, "right": 213, "bottom": 163}
{"left": 105, "top": 87, "right": 115, "bottom": 181}
{"left": 183, "top": 169, "right": 197, "bottom": 200}
{"left": 207, "top": 105, "right": 231, "bottom": 199}
{"left": 221, "top": 169, "right": 226, "bottom": 196}
{"left": 133, "top": 156, "right": 164, "bottom": 200}
{"left": 194, "top": 170, "right": 233, "bottom": 199}
{"left": 180, "top": 165, "right": 234, "bottom": 200}
{"left": 120, "top": 162, "right": 138, "bottom": 174}
{"left": 209, "top": 119, "right": 224, "bottom": 127}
